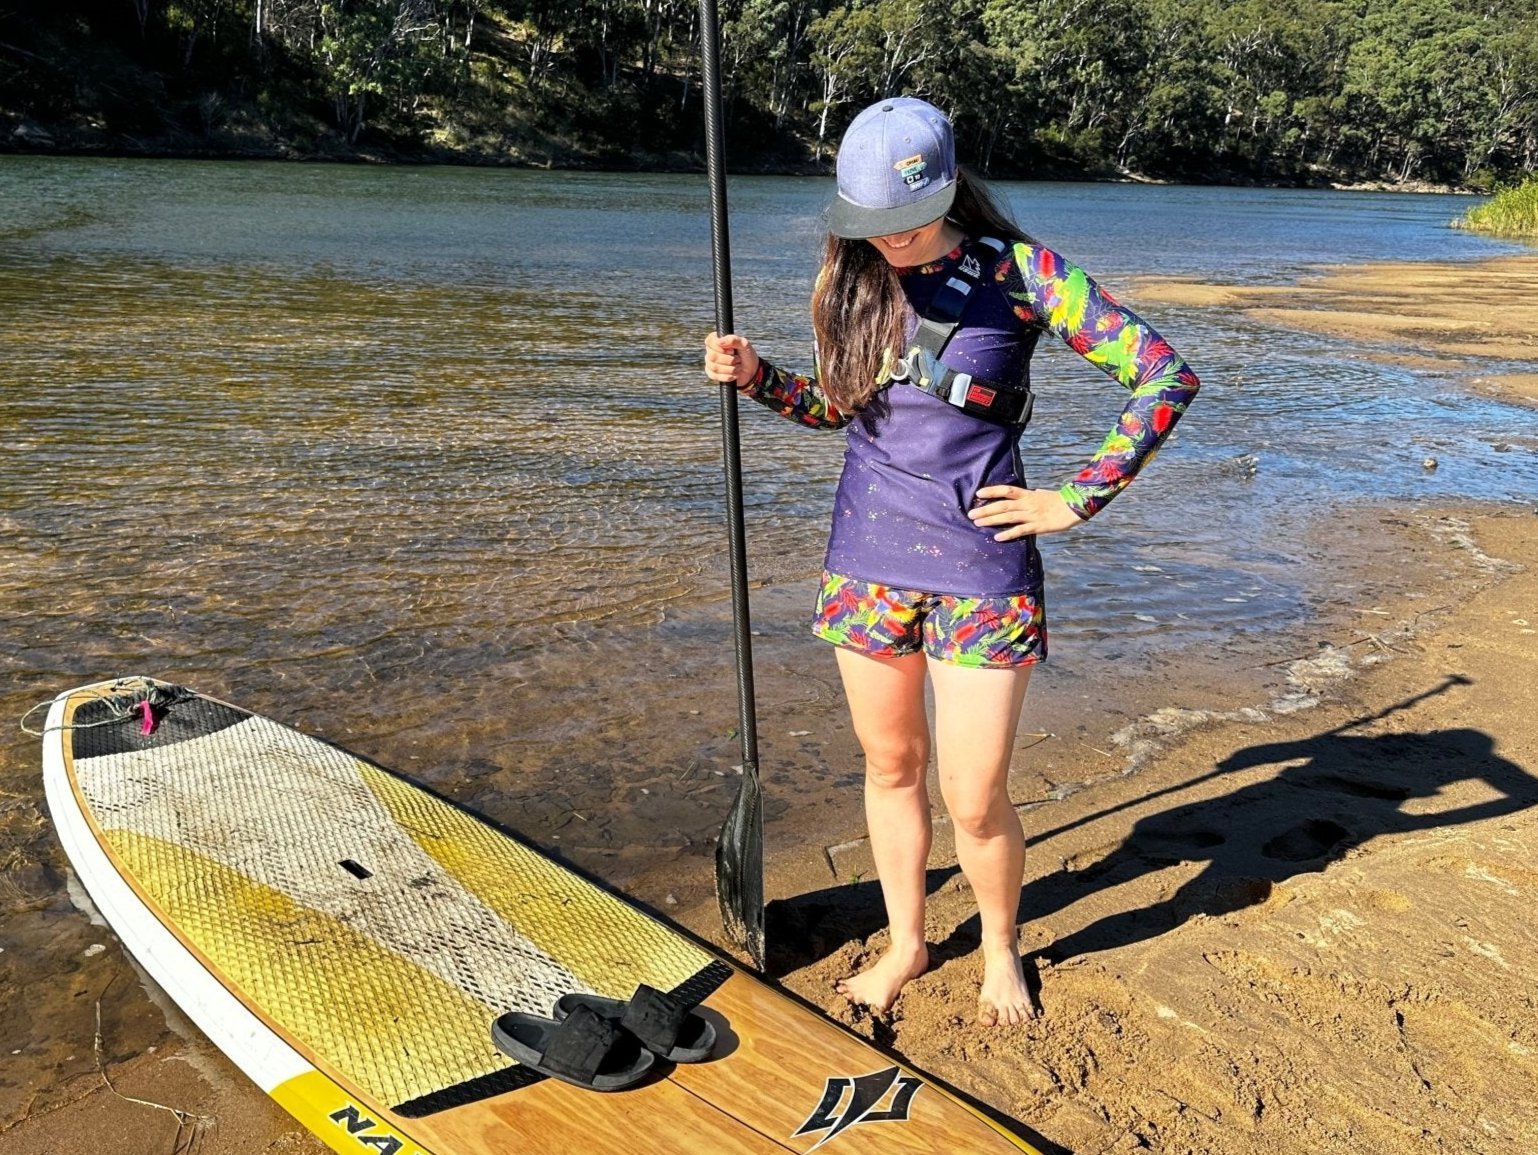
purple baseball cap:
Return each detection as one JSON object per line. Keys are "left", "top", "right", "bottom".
{"left": 828, "top": 97, "right": 957, "bottom": 240}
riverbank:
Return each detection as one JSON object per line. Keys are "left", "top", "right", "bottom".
{"left": 3, "top": 246, "right": 1536, "bottom": 1154}
{"left": 705, "top": 250, "right": 1538, "bottom": 1153}
{"left": 0, "top": 128, "right": 1489, "bottom": 194}
{"left": 733, "top": 504, "right": 1538, "bottom": 1155}
{"left": 0, "top": 112, "right": 1496, "bottom": 194}
{"left": 4, "top": 502, "right": 1531, "bottom": 1155}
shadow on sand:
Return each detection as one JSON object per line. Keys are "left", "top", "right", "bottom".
{"left": 770, "top": 676, "right": 1538, "bottom": 970}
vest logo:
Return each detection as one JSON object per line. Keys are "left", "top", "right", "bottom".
{"left": 792, "top": 1065, "right": 923, "bottom": 1149}
{"left": 961, "top": 253, "right": 982, "bottom": 278}
{"left": 966, "top": 383, "right": 998, "bottom": 408}
{"left": 328, "top": 1104, "right": 411, "bottom": 1155}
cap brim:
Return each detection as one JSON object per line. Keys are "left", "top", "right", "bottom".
{"left": 827, "top": 181, "right": 957, "bottom": 240}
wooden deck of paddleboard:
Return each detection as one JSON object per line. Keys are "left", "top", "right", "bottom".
{"left": 410, "top": 972, "right": 1034, "bottom": 1153}
{"left": 42, "top": 679, "right": 1040, "bottom": 1154}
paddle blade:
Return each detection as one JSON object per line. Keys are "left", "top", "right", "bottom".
{"left": 715, "top": 765, "right": 765, "bottom": 969}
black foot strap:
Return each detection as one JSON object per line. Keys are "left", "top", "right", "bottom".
{"left": 619, "top": 984, "right": 689, "bottom": 1055}
{"left": 541, "top": 1004, "right": 622, "bottom": 1083}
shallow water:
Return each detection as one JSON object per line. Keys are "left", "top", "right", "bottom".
{"left": 2, "top": 160, "right": 1535, "bottom": 916}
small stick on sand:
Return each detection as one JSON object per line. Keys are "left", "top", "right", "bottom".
{"left": 93, "top": 1001, "right": 210, "bottom": 1153}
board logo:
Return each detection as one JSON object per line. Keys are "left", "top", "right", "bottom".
{"left": 328, "top": 1103, "right": 419, "bottom": 1155}
{"left": 792, "top": 1065, "right": 923, "bottom": 1149}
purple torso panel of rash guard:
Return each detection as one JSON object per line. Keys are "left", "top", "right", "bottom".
{"left": 824, "top": 248, "right": 1041, "bottom": 597}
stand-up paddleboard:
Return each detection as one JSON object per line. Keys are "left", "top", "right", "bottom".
{"left": 41, "top": 677, "right": 1041, "bottom": 1154}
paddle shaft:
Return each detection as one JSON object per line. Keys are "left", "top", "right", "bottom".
{"left": 699, "top": 0, "right": 764, "bottom": 963}
{"left": 700, "top": 0, "right": 760, "bottom": 783}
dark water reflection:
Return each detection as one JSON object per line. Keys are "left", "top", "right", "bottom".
{"left": 2, "top": 160, "right": 1535, "bottom": 917}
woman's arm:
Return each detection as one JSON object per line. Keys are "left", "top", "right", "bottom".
{"left": 999, "top": 242, "right": 1201, "bottom": 519}
{"left": 704, "top": 332, "right": 853, "bottom": 431}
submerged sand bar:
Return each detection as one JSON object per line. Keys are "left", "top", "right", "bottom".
{"left": 1131, "top": 253, "right": 1538, "bottom": 370}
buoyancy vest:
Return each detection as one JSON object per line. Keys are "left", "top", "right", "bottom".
{"left": 889, "top": 236, "right": 1035, "bottom": 426}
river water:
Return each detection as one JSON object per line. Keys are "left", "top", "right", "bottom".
{"left": 1, "top": 162, "right": 1535, "bottom": 1090}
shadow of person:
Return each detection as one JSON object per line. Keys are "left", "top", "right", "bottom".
{"left": 1022, "top": 719, "right": 1538, "bottom": 963}
{"left": 763, "top": 864, "right": 961, "bottom": 978}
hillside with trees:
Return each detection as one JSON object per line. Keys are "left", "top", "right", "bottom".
{"left": 2, "top": 0, "right": 1535, "bottom": 186}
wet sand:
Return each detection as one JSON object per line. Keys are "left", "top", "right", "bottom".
{"left": 4, "top": 253, "right": 1537, "bottom": 1154}
{"left": 737, "top": 505, "right": 1538, "bottom": 1155}
{"left": 1469, "top": 372, "right": 1538, "bottom": 409}
{"left": 1128, "top": 252, "right": 1538, "bottom": 371}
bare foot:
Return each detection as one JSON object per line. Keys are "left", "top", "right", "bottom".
{"left": 835, "top": 942, "right": 931, "bottom": 1012}
{"left": 976, "top": 947, "right": 1037, "bottom": 1026}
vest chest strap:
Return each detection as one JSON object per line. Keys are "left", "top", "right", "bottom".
{"left": 891, "top": 236, "right": 1034, "bottom": 427}
{"left": 895, "top": 345, "right": 1035, "bottom": 425}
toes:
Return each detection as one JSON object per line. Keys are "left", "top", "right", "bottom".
{"left": 836, "top": 981, "right": 869, "bottom": 1008}
{"left": 979, "top": 996, "right": 1038, "bottom": 1027}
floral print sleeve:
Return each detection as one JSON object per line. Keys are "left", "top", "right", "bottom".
{"left": 999, "top": 241, "right": 1200, "bottom": 519}
{"left": 736, "top": 358, "right": 854, "bottom": 430}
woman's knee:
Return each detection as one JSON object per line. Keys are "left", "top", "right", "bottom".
{"left": 945, "top": 789, "right": 1016, "bottom": 840}
{"left": 862, "top": 740, "right": 929, "bottom": 790}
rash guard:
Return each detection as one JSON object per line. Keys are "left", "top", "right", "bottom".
{"left": 738, "top": 238, "right": 1200, "bottom": 597}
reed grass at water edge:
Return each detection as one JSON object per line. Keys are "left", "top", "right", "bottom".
{"left": 1459, "top": 177, "right": 1538, "bottom": 239}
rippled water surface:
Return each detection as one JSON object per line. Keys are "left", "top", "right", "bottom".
{"left": 6, "top": 157, "right": 1538, "bottom": 1142}
{"left": 2, "top": 160, "right": 1535, "bottom": 892}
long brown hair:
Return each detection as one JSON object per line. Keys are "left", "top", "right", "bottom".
{"left": 810, "top": 167, "right": 1031, "bottom": 412}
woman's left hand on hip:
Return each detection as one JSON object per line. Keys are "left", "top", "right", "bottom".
{"left": 968, "top": 486, "right": 1084, "bottom": 539}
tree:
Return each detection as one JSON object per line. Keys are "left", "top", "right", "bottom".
{"left": 318, "top": 0, "right": 438, "bottom": 141}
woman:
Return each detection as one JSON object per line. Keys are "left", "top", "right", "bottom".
{"left": 703, "top": 97, "right": 1199, "bottom": 1026}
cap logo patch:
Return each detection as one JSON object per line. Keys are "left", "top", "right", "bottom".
{"left": 894, "top": 153, "right": 930, "bottom": 191}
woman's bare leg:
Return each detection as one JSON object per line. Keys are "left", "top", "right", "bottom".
{"left": 832, "top": 647, "right": 934, "bottom": 1011}
{"left": 928, "top": 659, "right": 1036, "bottom": 1025}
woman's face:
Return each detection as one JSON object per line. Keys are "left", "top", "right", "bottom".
{"left": 867, "top": 216, "right": 957, "bottom": 266}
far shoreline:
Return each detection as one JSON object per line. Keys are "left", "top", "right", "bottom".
{"left": 0, "top": 135, "right": 1494, "bottom": 198}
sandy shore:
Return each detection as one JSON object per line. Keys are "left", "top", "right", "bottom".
{"left": 4, "top": 253, "right": 1536, "bottom": 1155}
{"left": 741, "top": 505, "right": 1538, "bottom": 1155}
{"left": 738, "top": 250, "right": 1538, "bottom": 1154}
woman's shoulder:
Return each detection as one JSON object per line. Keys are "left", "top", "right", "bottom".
{"left": 994, "top": 237, "right": 1088, "bottom": 287}
{"left": 988, "top": 237, "right": 1075, "bottom": 328}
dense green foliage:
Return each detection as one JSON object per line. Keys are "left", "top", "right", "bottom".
{"left": 1461, "top": 176, "right": 1538, "bottom": 234}
{"left": 2, "top": 0, "right": 1536, "bottom": 184}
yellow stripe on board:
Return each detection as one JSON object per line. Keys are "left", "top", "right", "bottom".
{"left": 272, "top": 1071, "right": 433, "bottom": 1155}
{"left": 949, "top": 1092, "right": 1044, "bottom": 1152}
{"left": 108, "top": 828, "right": 512, "bottom": 1107}
{"left": 357, "top": 762, "right": 713, "bottom": 1000}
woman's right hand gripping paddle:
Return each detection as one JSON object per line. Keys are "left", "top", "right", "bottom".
{"left": 704, "top": 332, "right": 761, "bottom": 387}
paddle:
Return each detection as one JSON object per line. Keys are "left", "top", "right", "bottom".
{"left": 698, "top": 0, "right": 766, "bottom": 970}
